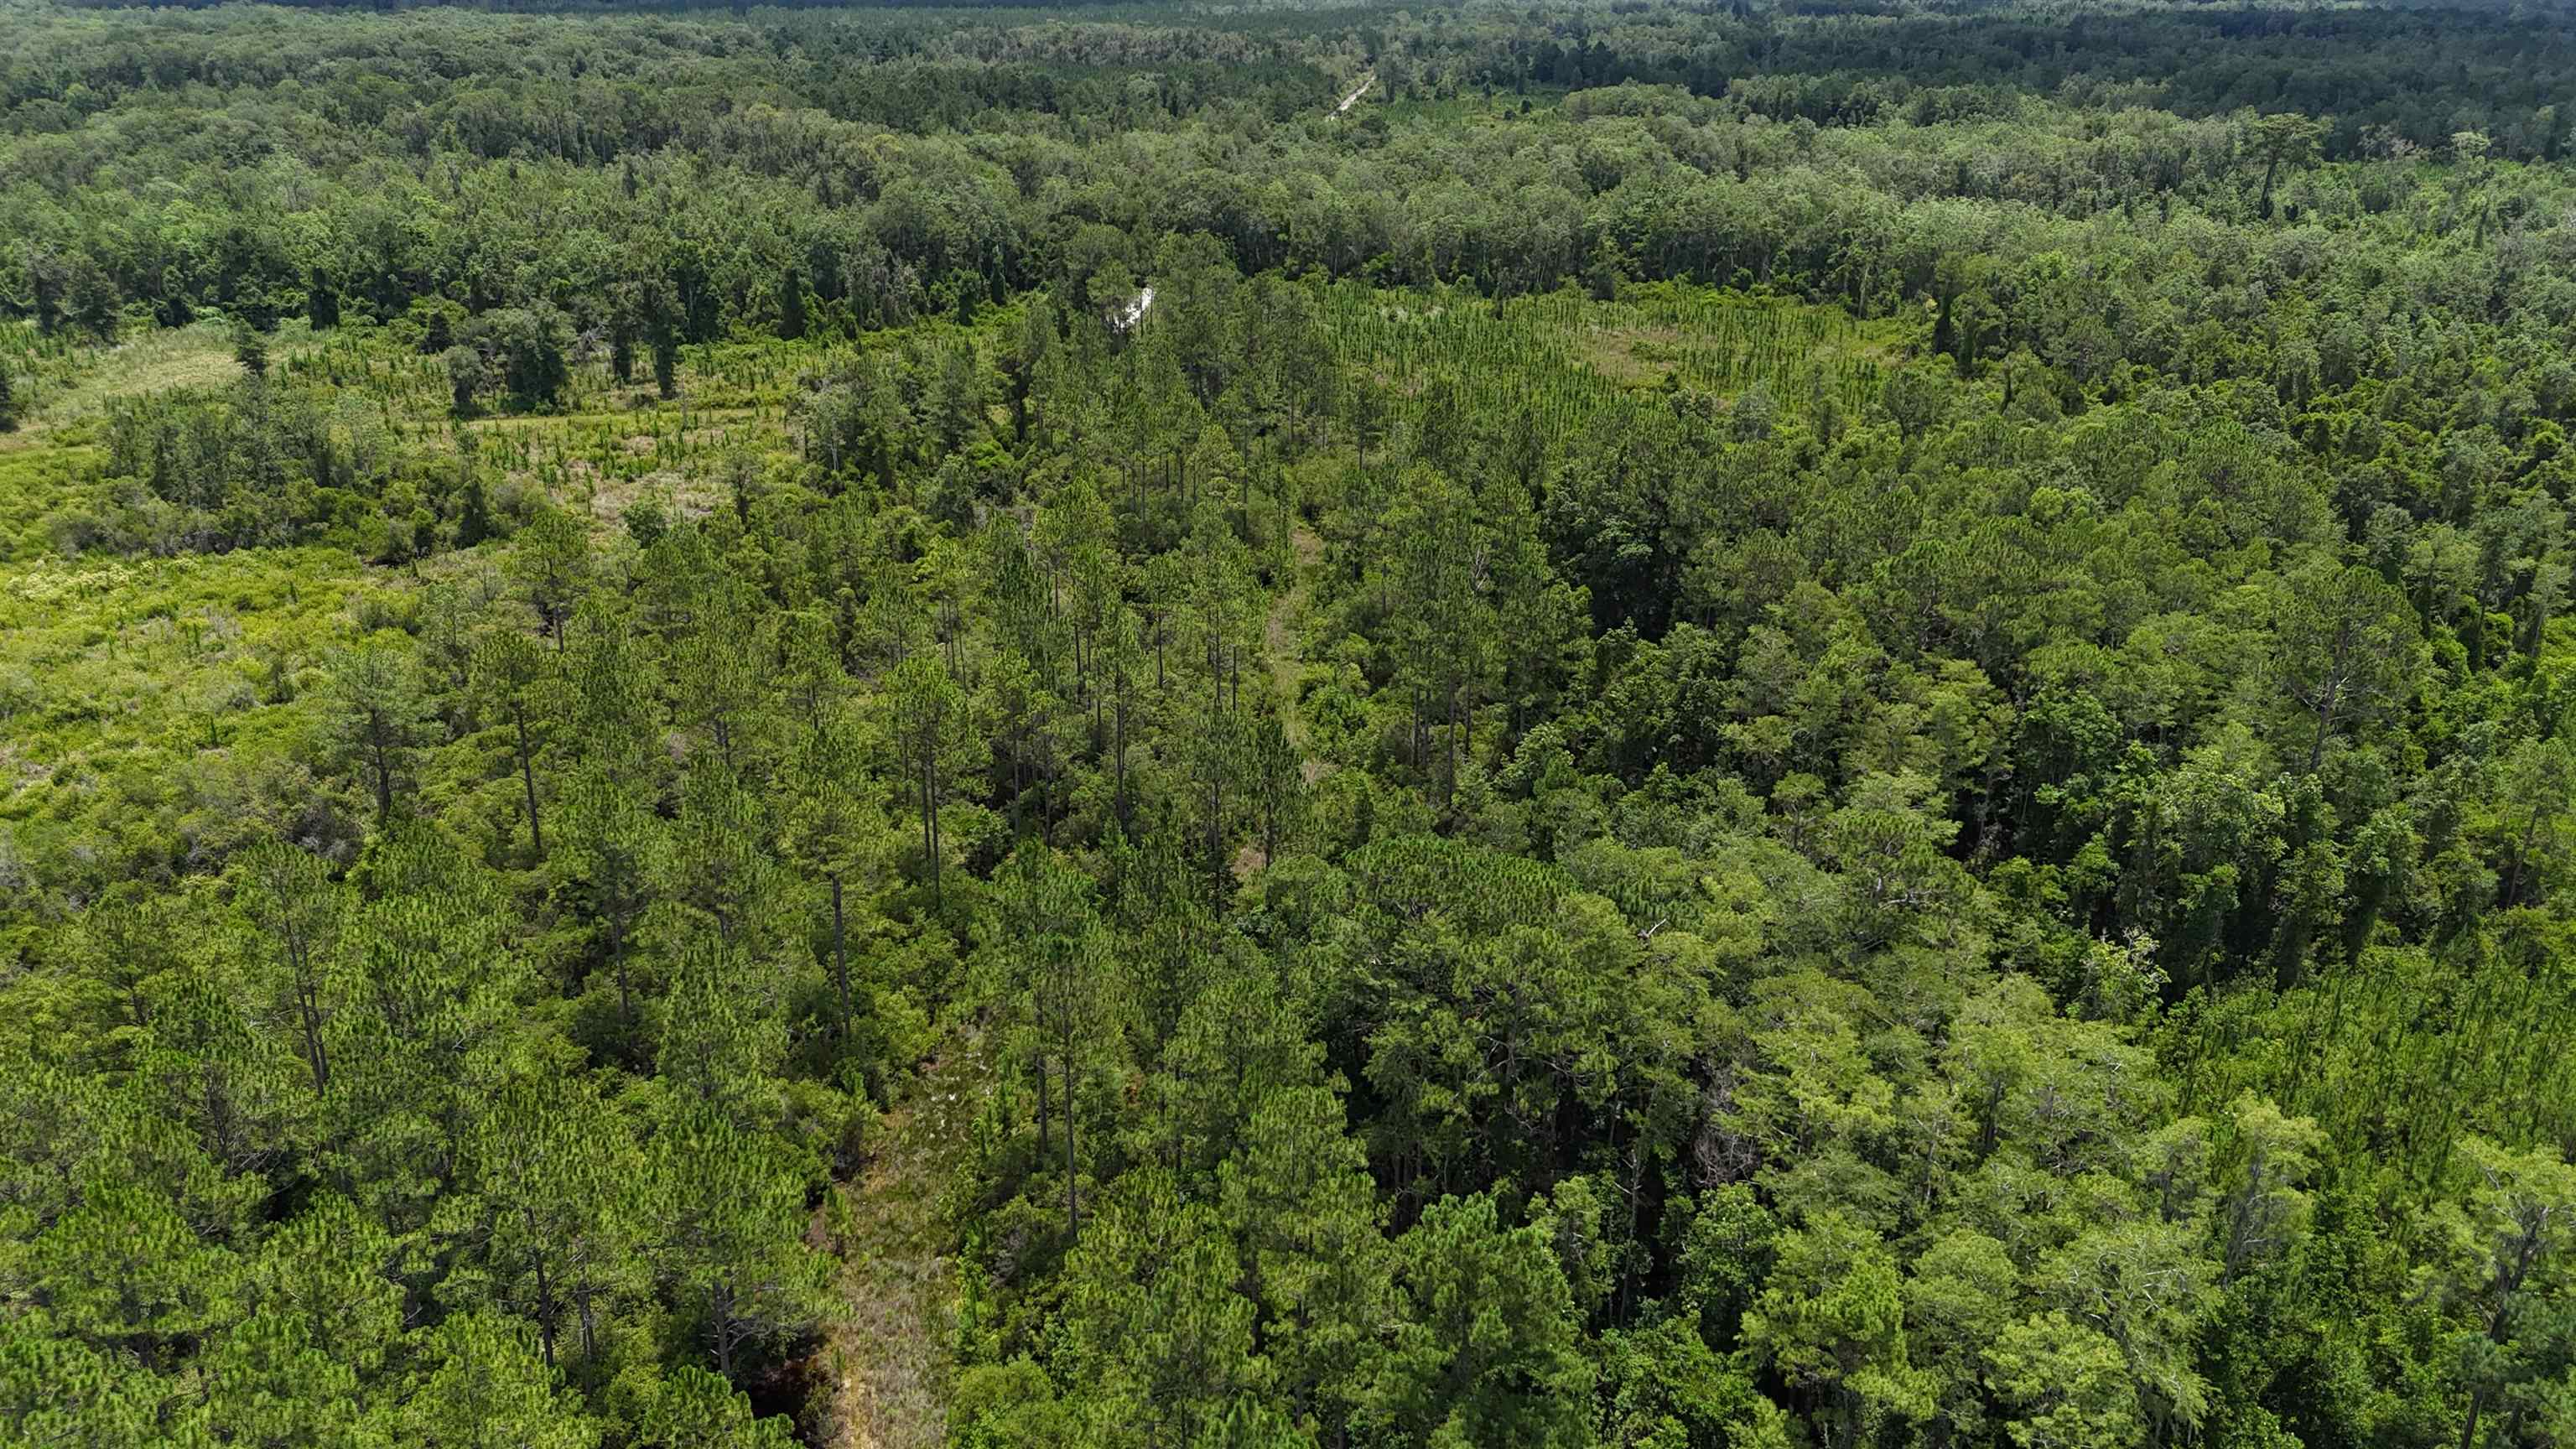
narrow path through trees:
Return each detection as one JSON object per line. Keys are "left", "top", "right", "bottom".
{"left": 1266, "top": 523, "right": 1329, "bottom": 784}
{"left": 818, "top": 1043, "right": 988, "bottom": 1449}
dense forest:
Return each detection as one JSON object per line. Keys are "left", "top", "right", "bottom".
{"left": 8, "top": 0, "right": 2576, "bottom": 1445}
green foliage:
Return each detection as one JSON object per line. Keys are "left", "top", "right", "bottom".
{"left": 1369, "top": 1192, "right": 1595, "bottom": 1449}
{"left": 6, "top": 3, "right": 2576, "bottom": 1446}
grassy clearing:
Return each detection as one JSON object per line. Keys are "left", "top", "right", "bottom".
{"left": 4, "top": 319, "right": 325, "bottom": 434}
{"left": 1571, "top": 285, "right": 1898, "bottom": 397}
{"left": 0, "top": 543, "right": 386, "bottom": 883}
{"left": 1326, "top": 278, "right": 1903, "bottom": 444}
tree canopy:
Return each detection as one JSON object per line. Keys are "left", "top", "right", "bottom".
{"left": 8, "top": 0, "right": 2576, "bottom": 1446}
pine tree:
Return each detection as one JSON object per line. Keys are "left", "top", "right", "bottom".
{"left": 648, "top": 1108, "right": 833, "bottom": 1384}
{"left": 321, "top": 642, "right": 429, "bottom": 830}
{"left": 305, "top": 272, "right": 340, "bottom": 330}
{"left": 2277, "top": 562, "right": 2420, "bottom": 772}
{"left": 650, "top": 295, "right": 681, "bottom": 400}
{"left": 29, "top": 1176, "right": 240, "bottom": 1366}
{"left": 886, "top": 652, "right": 970, "bottom": 906}
{"left": 239, "top": 839, "right": 351, "bottom": 1098}
{"left": 779, "top": 712, "right": 892, "bottom": 1050}
{"left": 399, "top": 1312, "right": 600, "bottom": 1449}
{"left": 1375, "top": 1193, "right": 1596, "bottom": 1449}
{"left": 462, "top": 1078, "right": 645, "bottom": 1369}
{"left": 1219, "top": 1086, "right": 1392, "bottom": 1439}
{"left": 992, "top": 845, "right": 1123, "bottom": 1240}
{"left": 1056, "top": 1173, "right": 1259, "bottom": 1443}
{"left": 232, "top": 319, "right": 269, "bottom": 380}
{"left": 778, "top": 267, "right": 808, "bottom": 340}
{"left": 473, "top": 628, "right": 556, "bottom": 860}
{"left": 509, "top": 506, "right": 593, "bottom": 651}
{"left": 558, "top": 763, "right": 661, "bottom": 1044}
{"left": 636, "top": 1366, "right": 798, "bottom": 1448}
